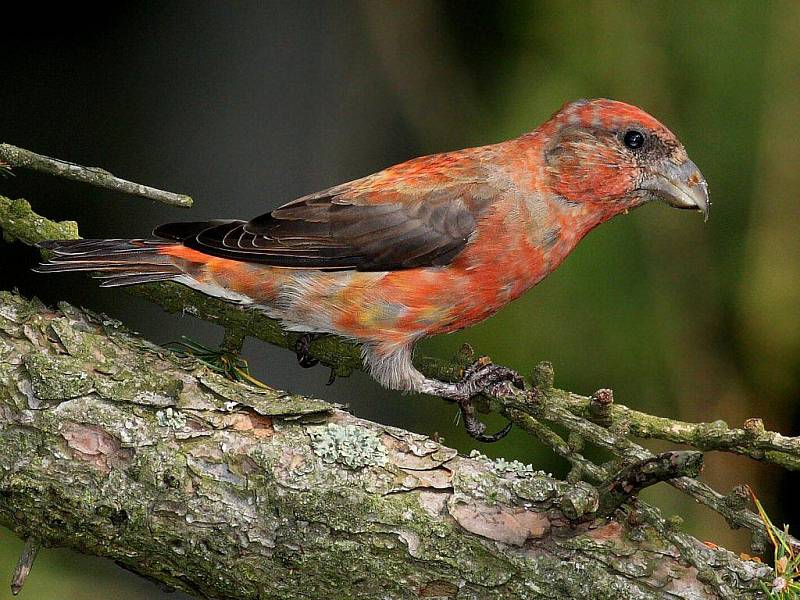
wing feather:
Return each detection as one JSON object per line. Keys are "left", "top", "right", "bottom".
{"left": 155, "top": 152, "right": 501, "bottom": 271}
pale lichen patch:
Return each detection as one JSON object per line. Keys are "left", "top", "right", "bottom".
{"left": 157, "top": 407, "right": 187, "bottom": 430}
{"left": 309, "top": 423, "right": 388, "bottom": 469}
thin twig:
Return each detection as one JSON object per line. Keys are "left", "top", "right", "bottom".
{"left": 561, "top": 392, "right": 800, "bottom": 470}
{"left": 10, "top": 538, "right": 38, "bottom": 596}
{"left": 0, "top": 143, "right": 192, "bottom": 207}
{"left": 505, "top": 409, "right": 607, "bottom": 482}
{"left": 596, "top": 451, "right": 704, "bottom": 516}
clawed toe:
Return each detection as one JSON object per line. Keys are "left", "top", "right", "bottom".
{"left": 457, "top": 361, "right": 525, "bottom": 399}
{"left": 458, "top": 396, "right": 514, "bottom": 442}
{"left": 294, "top": 334, "right": 320, "bottom": 369}
{"left": 452, "top": 359, "right": 526, "bottom": 443}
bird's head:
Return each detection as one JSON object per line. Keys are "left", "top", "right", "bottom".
{"left": 541, "top": 98, "right": 709, "bottom": 220}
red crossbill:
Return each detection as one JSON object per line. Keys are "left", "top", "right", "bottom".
{"left": 38, "top": 98, "right": 709, "bottom": 440}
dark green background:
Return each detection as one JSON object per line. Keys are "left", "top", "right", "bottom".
{"left": 2, "top": 2, "right": 799, "bottom": 597}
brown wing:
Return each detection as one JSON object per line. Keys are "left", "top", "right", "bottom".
{"left": 154, "top": 162, "right": 499, "bottom": 271}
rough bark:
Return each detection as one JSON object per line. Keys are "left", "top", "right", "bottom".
{"left": 0, "top": 291, "right": 771, "bottom": 599}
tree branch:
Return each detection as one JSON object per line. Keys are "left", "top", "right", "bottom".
{"left": 0, "top": 144, "right": 193, "bottom": 207}
{"left": 1, "top": 147, "right": 797, "bottom": 597}
{"left": 4, "top": 190, "right": 794, "bottom": 471}
{"left": 10, "top": 538, "right": 38, "bottom": 596}
{"left": 2, "top": 190, "right": 797, "bottom": 551}
{"left": 0, "top": 290, "right": 771, "bottom": 599}
{"left": 596, "top": 451, "right": 705, "bottom": 517}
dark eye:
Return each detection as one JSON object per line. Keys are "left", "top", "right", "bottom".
{"left": 623, "top": 130, "right": 645, "bottom": 149}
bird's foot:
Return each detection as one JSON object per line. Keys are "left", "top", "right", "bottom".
{"left": 455, "top": 359, "right": 526, "bottom": 400}
{"left": 447, "top": 359, "right": 526, "bottom": 443}
{"left": 294, "top": 333, "right": 321, "bottom": 368}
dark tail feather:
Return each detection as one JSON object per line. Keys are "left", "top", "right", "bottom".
{"left": 35, "top": 239, "right": 183, "bottom": 287}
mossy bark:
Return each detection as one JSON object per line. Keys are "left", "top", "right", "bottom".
{"left": 0, "top": 291, "right": 769, "bottom": 599}
{"left": 4, "top": 193, "right": 797, "bottom": 476}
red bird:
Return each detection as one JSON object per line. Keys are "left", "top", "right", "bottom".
{"left": 38, "top": 99, "right": 709, "bottom": 441}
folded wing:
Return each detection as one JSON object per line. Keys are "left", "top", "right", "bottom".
{"left": 155, "top": 159, "right": 500, "bottom": 271}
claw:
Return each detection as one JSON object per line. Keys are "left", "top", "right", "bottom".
{"left": 295, "top": 334, "right": 320, "bottom": 368}
{"left": 458, "top": 397, "right": 514, "bottom": 442}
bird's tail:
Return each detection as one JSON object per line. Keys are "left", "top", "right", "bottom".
{"left": 35, "top": 239, "right": 183, "bottom": 287}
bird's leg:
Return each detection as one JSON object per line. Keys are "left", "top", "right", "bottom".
{"left": 294, "top": 333, "right": 321, "bottom": 368}
{"left": 362, "top": 344, "right": 525, "bottom": 443}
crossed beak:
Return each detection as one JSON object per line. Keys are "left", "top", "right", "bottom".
{"left": 641, "top": 159, "right": 710, "bottom": 221}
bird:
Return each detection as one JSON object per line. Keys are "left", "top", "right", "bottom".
{"left": 37, "top": 98, "right": 709, "bottom": 441}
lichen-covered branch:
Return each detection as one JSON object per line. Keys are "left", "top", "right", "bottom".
{"left": 596, "top": 451, "right": 704, "bottom": 516}
{"left": 0, "top": 144, "right": 791, "bottom": 597}
{"left": 0, "top": 144, "right": 193, "bottom": 207}
{"left": 4, "top": 190, "right": 799, "bottom": 470}
{"left": 2, "top": 191, "right": 797, "bottom": 553}
{"left": 0, "top": 291, "right": 771, "bottom": 599}
{"left": 561, "top": 394, "right": 800, "bottom": 471}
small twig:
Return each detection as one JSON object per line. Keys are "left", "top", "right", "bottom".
{"left": 597, "top": 451, "right": 704, "bottom": 516}
{"left": 669, "top": 476, "right": 782, "bottom": 550}
{"left": 561, "top": 392, "right": 800, "bottom": 471}
{"left": 0, "top": 143, "right": 192, "bottom": 207}
{"left": 10, "top": 538, "right": 38, "bottom": 596}
{"left": 506, "top": 409, "right": 607, "bottom": 482}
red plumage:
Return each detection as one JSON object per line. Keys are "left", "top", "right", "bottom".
{"left": 38, "top": 98, "right": 709, "bottom": 440}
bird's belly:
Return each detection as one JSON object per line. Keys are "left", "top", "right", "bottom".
{"left": 355, "top": 261, "right": 548, "bottom": 339}
{"left": 190, "top": 251, "right": 553, "bottom": 344}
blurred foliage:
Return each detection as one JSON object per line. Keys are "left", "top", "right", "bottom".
{"left": 1, "top": 1, "right": 799, "bottom": 598}
{"left": 750, "top": 487, "right": 800, "bottom": 599}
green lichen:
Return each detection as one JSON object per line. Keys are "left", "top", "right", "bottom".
{"left": 560, "top": 481, "right": 600, "bottom": 520}
{"left": 468, "top": 449, "right": 548, "bottom": 477}
{"left": 309, "top": 423, "right": 387, "bottom": 469}
{"left": 0, "top": 195, "right": 79, "bottom": 245}
{"left": 23, "top": 352, "right": 93, "bottom": 403}
{"left": 511, "top": 476, "right": 562, "bottom": 503}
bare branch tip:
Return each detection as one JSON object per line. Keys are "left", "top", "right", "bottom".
{"left": 10, "top": 538, "right": 38, "bottom": 596}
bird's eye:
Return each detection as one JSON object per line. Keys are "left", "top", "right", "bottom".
{"left": 623, "top": 130, "right": 645, "bottom": 149}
